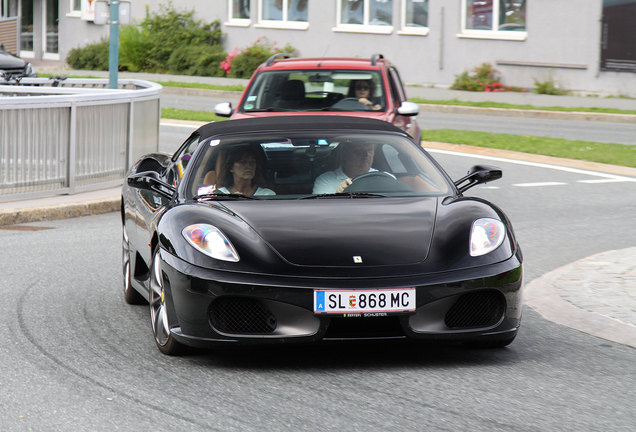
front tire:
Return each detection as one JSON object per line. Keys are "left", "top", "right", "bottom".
{"left": 123, "top": 225, "right": 145, "bottom": 305}
{"left": 149, "top": 247, "right": 187, "bottom": 355}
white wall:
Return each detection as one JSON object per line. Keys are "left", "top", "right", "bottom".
{"left": 58, "top": 0, "right": 636, "bottom": 95}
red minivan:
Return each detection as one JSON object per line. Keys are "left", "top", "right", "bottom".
{"left": 214, "top": 54, "right": 421, "bottom": 140}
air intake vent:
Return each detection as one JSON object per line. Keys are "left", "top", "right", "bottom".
{"left": 210, "top": 297, "right": 277, "bottom": 334}
{"left": 137, "top": 158, "right": 163, "bottom": 174}
{"left": 444, "top": 290, "right": 505, "bottom": 329}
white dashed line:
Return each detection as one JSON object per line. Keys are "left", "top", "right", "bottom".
{"left": 512, "top": 182, "right": 568, "bottom": 187}
{"left": 578, "top": 178, "right": 633, "bottom": 184}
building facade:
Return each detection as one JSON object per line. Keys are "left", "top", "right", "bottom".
{"left": 1, "top": 1, "right": 635, "bottom": 95}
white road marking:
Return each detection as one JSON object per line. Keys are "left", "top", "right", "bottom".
{"left": 578, "top": 178, "right": 633, "bottom": 184}
{"left": 513, "top": 182, "right": 568, "bottom": 187}
{"left": 426, "top": 148, "right": 636, "bottom": 182}
{"left": 160, "top": 122, "right": 200, "bottom": 128}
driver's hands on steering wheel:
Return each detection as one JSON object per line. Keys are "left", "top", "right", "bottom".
{"left": 358, "top": 98, "right": 382, "bottom": 111}
{"left": 336, "top": 178, "right": 352, "bottom": 193}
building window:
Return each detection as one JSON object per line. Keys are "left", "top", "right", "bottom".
{"left": 256, "top": 0, "right": 308, "bottom": 29}
{"left": 460, "top": 0, "right": 527, "bottom": 40}
{"left": 336, "top": 0, "right": 394, "bottom": 34}
{"left": 227, "top": 0, "right": 251, "bottom": 26}
{"left": 399, "top": 0, "right": 428, "bottom": 35}
{"left": 66, "top": 0, "right": 81, "bottom": 17}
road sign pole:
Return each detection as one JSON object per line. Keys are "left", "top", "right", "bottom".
{"left": 108, "top": 1, "right": 120, "bottom": 89}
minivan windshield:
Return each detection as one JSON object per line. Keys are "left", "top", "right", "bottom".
{"left": 238, "top": 70, "right": 387, "bottom": 113}
{"left": 188, "top": 132, "right": 450, "bottom": 200}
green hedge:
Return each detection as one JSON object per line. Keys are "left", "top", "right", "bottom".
{"left": 67, "top": 2, "right": 226, "bottom": 77}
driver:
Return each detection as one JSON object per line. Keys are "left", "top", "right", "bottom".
{"left": 347, "top": 79, "right": 382, "bottom": 111}
{"left": 312, "top": 142, "right": 377, "bottom": 194}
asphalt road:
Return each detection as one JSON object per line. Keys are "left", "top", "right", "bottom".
{"left": 2, "top": 147, "right": 635, "bottom": 431}
{"left": 160, "top": 93, "right": 636, "bottom": 145}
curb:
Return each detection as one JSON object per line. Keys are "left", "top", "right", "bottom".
{"left": 160, "top": 86, "right": 244, "bottom": 100}
{"left": 0, "top": 197, "right": 120, "bottom": 226}
{"left": 524, "top": 248, "right": 636, "bottom": 349}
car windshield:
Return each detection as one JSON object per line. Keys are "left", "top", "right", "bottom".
{"left": 187, "top": 132, "right": 451, "bottom": 200}
{"left": 238, "top": 70, "right": 387, "bottom": 113}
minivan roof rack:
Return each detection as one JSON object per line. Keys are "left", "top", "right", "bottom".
{"left": 371, "top": 53, "right": 384, "bottom": 66}
{"left": 266, "top": 53, "right": 291, "bottom": 66}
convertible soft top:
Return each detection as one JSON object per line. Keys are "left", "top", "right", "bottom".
{"left": 196, "top": 115, "right": 406, "bottom": 139}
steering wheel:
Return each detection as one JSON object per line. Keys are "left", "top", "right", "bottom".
{"left": 331, "top": 97, "right": 370, "bottom": 111}
{"left": 352, "top": 171, "right": 396, "bottom": 183}
{"left": 346, "top": 171, "right": 414, "bottom": 193}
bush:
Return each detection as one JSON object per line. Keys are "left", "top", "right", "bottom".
{"left": 533, "top": 76, "right": 569, "bottom": 95}
{"left": 451, "top": 62, "right": 512, "bottom": 92}
{"left": 121, "top": 2, "right": 223, "bottom": 73}
{"left": 66, "top": 37, "right": 109, "bottom": 70}
{"left": 223, "top": 37, "right": 297, "bottom": 79}
{"left": 167, "top": 44, "right": 227, "bottom": 77}
{"left": 66, "top": 2, "right": 225, "bottom": 75}
{"left": 118, "top": 24, "right": 149, "bottom": 72}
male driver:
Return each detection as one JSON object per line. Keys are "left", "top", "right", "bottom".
{"left": 312, "top": 142, "right": 376, "bottom": 194}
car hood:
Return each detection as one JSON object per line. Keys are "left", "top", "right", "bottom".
{"left": 0, "top": 51, "right": 26, "bottom": 69}
{"left": 232, "top": 110, "right": 390, "bottom": 122}
{"left": 221, "top": 197, "right": 437, "bottom": 267}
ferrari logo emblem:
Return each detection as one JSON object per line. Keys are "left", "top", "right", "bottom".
{"left": 353, "top": 256, "right": 363, "bottom": 263}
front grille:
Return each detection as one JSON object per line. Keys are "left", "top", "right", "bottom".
{"left": 444, "top": 290, "right": 505, "bottom": 329}
{"left": 325, "top": 316, "right": 404, "bottom": 339}
{"left": 210, "top": 297, "right": 277, "bottom": 334}
{"left": 1, "top": 68, "right": 26, "bottom": 78}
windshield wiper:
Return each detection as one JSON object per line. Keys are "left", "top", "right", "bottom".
{"left": 194, "top": 192, "right": 261, "bottom": 201}
{"left": 244, "top": 108, "right": 298, "bottom": 112}
{"left": 314, "top": 107, "right": 351, "bottom": 112}
{"left": 298, "top": 192, "right": 386, "bottom": 200}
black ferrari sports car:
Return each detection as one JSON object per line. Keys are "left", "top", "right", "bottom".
{"left": 121, "top": 116, "right": 523, "bottom": 355}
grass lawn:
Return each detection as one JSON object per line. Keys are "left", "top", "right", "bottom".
{"left": 421, "top": 129, "right": 636, "bottom": 168}
{"left": 411, "top": 98, "right": 636, "bottom": 116}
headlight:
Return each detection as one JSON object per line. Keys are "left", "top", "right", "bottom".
{"left": 24, "top": 63, "right": 35, "bottom": 76}
{"left": 182, "top": 224, "right": 239, "bottom": 262}
{"left": 470, "top": 218, "right": 506, "bottom": 257}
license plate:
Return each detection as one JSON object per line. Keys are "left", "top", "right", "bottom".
{"left": 314, "top": 288, "right": 416, "bottom": 316}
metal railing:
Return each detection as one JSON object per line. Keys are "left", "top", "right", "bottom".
{"left": 0, "top": 77, "right": 161, "bottom": 202}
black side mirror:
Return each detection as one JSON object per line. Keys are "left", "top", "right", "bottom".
{"left": 127, "top": 171, "right": 176, "bottom": 200}
{"left": 454, "top": 165, "right": 502, "bottom": 193}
